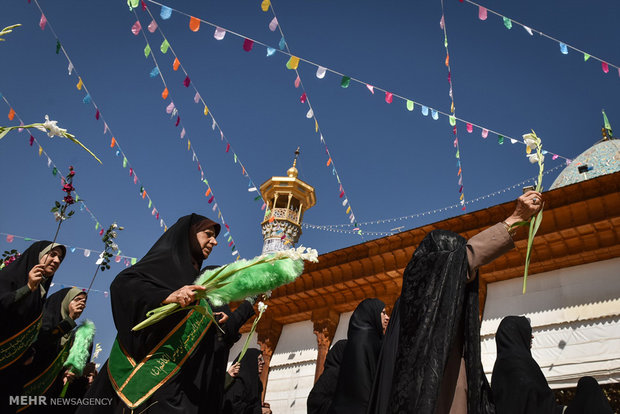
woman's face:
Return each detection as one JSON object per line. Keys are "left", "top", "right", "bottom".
{"left": 196, "top": 228, "right": 218, "bottom": 259}
{"left": 381, "top": 308, "right": 390, "bottom": 333}
{"left": 39, "top": 247, "right": 64, "bottom": 277}
{"left": 257, "top": 354, "right": 265, "bottom": 375}
{"left": 70, "top": 293, "right": 87, "bottom": 319}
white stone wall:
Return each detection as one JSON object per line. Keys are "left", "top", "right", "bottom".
{"left": 481, "top": 257, "right": 620, "bottom": 388}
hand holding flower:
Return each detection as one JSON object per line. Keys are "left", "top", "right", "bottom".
{"left": 504, "top": 191, "right": 543, "bottom": 228}
{"left": 162, "top": 285, "right": 206, "bottom": 307}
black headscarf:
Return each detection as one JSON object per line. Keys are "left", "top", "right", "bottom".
{"left": 223, "top": 348, "right": 263, "bottom": 414}
{"left": 24, "top": 287, "right": 85, "bottom": 394}
{"left": 491, "top": 316, "right": 563, "bottom": 414}
{"left": 328, "top": 298, "right": 385, "bottom": 414}
{"left": 387, "top": 230, "right": 493, "bottom": 413}
{"left": 109, "top": 213, "right": 219, "bottom": 361}
{"left": 0, "top": 240, "right": 66, "bottom": 340}
{"left": 367, "top": 297, "right": 400, "bottom": 414}
{"left": 307, "top": 339, "right": 348, "bottom": 414}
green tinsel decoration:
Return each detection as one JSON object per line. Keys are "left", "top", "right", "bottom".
{"left": 59, "top": 320, "right": 95, "bottom": 397}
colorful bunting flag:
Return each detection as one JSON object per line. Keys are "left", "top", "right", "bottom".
{"left": 189, "top": 16, "right": 200, "bottom": 32}
{"left": 243, "top": 38, "right": 254, "bottom": 52}
{"left": 214, "top": 27, "right": 226, "bottom": 40}
{"left": 286, "top": 56, "right": 300, "bottom": 69}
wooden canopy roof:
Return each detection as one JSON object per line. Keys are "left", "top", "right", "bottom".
{"left": 242, "top": 171, "right": 620, "bottom": 331}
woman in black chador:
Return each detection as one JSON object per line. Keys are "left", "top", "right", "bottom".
{"left": 492, "top": 316, "right": 613, "bottom": 414}
{"left": 79, "top": 213, "right": 221, "bottom": 413}
{"left": 328, "top": 298, "right": 385, "bottom": 414}
{"left": 0, "top": 241, "right": 66, "bottom": 410}
{"left": 307, "top": 339, "right": 347, "bottom": 414}
{"left": 222, "top": 348, "right": 265, "bottom": 414}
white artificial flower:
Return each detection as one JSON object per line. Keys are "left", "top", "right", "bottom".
{"left": 110, "top": 231, "right": 118, "bottom": 239}
{"left": 53, "top": 211, "right": 65, "bottom": 222}
{"left": 35, "top": 115, "right": 68, "bottom": 138}
{"left": 92, "top": 343, "right": 102, "bottom": 359}
{"left": 257, "top": 301, "right": 268, "bottom": 313}
{"left": 522, "top": 133, "right": 539, "bottom": 151}
{"left": 95, "top": 252, "right": 105, "bottom": 265}
{"left": 527, "top": 153, "right": 544, "bottom": 164}
{"left": 111, "top": 223, "right": 118, "bottom": 229}
{"left": 110, "top": 242, "right": 119, "bottom": 252}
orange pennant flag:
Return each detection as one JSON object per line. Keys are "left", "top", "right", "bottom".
{"left": 76, "top": 77, "right": 83, "bottom": 90}
{"left": 142, "top": 190, "right": 146, "bottom": 199}
{"left": 445, "top": 54, "right": 450, "bottom": 67}
{"left": 189, "top": 16, "right": 200, "bottom": 32}
{"left": 203, "top": 106, "right": 209, "bottom": 116}
{"left": 326, "top": 157, "right": 332, "bottom": 166}
{"left": 162, "top": 87, "right": 169, "bottom": 99}
{"left": 205, "top": 188, "right": 212, "bottom": 197}
{"left": 457, "top": 167, "right": 462, "bottom": 176}
{"left": 110, "top": 137, "right": 116, "bottom": 148}
{"left": 173, "top": 58, "right": 180, "bottom": 71}
{"left": 8, "top": 108, "right": 15, "bottom": 120}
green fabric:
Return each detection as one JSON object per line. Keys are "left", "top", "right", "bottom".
{"left": 22, "top": 338, "right": 72, "bottom": 397}
{"left": 13, "top": 285, "right": 31, "bottom": 303}
{"left": 108, "top": 300, "right": 212, "bottom": 409}
{"left": 0, "top": 313, "right": 42, "bottom": 370}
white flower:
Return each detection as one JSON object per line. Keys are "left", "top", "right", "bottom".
{"left": 110, "top": 242, "right": 119, "bottom": 252}
{"left": 35, "top": 115, "right": 68, "bottom": 138}
{"left": 527, "top": 153, "right": 544, "bottom": 164}
{"left": 53, "top": 211, "right": 65, "bottom": 222}
{"left": 522, "top": 133, "right": 539, "bottom": 151}
{"left": 111, "top": 223, "right": 118, "bottom": 229}
{"left": 92, "top": 343, "right": 102, "bottom": 359}
{"left": 110, "top": 231, "right": 118, "bottom": 239}
{"left": 257, "top": 301, "right": 268, "bottom": 313}
{"left": 96, "top": 252, "right": 105, "bottom": 265}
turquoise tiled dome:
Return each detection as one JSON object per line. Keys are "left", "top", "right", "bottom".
{"left": 550, "top": 139, "right": 620, "bottom": 190}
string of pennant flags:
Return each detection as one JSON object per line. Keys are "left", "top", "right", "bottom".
{"left": 260, "top": 1, "right": 364, "bottom": 234}
{"left": 0, "top": 93, "right": 129, "bottom": 248}
{"left": 31, "top": 0, "right": 170, "bottom": 232}
{"left": 461, "top": 0, "right": 619, "bottom": 78}
{"left": 1, "top": 232, "right": 138, "bottom": 269}
{"left": 439, "top": 0, "right": 467, "bottom": 211}
{"left": 132, "top": 7, "right": 244, "bottom": 259}
{"left": 140, "top": 0, "right": 575, "bottom": 167}
{"left": 304, "top": 163, "right": 564, "bottom": 231}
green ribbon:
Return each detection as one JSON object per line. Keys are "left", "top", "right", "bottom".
{"left": 108, "top": 301, "right": 212, "bottom": 409}
{"left": 0, "top": 313, "right": 42, "bottom": 370}
{"left": 22, "top": 339, "right": 72, "bottom": 398}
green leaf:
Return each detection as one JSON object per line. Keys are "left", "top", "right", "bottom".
{"left": 0, "top": 128, "right": 12, "bottom": 140}
{"left": 55, "top": 201, "right": 61, "bottom": 208}
{"left": 51, "top": 207, "right": 58, "bottom": 212}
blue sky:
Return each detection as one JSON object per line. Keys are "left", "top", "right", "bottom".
{"left": 1, "top": 0, "right": 618, "bottom": 363}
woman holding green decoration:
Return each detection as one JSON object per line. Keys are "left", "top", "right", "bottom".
{"left": 18, "top": 287, "right": 87, "bottom": 410}
{"left": 79, "top": 213, "right": 226, "bottom": 413}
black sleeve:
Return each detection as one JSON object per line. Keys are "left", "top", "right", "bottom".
{"left": 227, "top": 301, "right": 255, "bottom": 334}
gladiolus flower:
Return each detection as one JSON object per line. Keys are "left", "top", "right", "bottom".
{"left": 522, "top": 133, "right": 539, "bottom": 151}
{"left": 527, "top": 153, "right": 544, "bottom": 164}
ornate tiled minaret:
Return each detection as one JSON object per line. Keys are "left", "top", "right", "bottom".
{"left": 260, "top": 148, "right": 316, "bottom": 254}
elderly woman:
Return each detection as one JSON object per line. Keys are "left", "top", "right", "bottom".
{"left": 80, "top": 214, "right": 222, "bottom": 413}
{"left": 0, "top": 241, "right": 65, "bottom": 410}
{"left": 20, "top": 287, "right": 86, "bottom": 408}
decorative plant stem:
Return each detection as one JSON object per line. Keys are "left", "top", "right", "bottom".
{"left": 87, "top": 223, "right": 123, "bottom": 293}
{"left": 237, "top": 301, "right": 267, "bottom": 363}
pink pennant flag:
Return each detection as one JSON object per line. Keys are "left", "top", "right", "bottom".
{"left": 601, "top": 62, "right": 609, "bottom": 73}
{"left": 148, "top": 20, "right": 158, "bottom": 33}
{"left": 269, "top": 17, "right": 278, "bottom": 32}
{"left": 131, "top": 21, "right": 142, "bottom": 35}
{"left": 294, "top": 75, "right": 301, "bottom": 88}
{"left": 466, "top": 123, "right": 473, "bottom": 133}
{"left": 6, "top": 235, "right": 14, "bottom": 243}
{"left": 453, "top": 138, "right": 458, "bottom": 147}
{"left": 243, "top": 38, "right": 254, "bottom": 52}
{"left": 99, "top": 229, "right": 104, "bottom": 236}
{"left": 478, "top": 6, "right": 487, "bottom": 21}
{"left": 39, "top": 14, "right": 47, "bottom": 30}
{"left": 194, "top": 92, "right": 201, "bottom": 103}
{"left": 183, "top": 76, "right": 191, "bottom": 87}
{"left": 104, "top": 122, "right": 109, "bottom": 134}
{"left": 439, "top": 15, "right": 445, "bottom": 30}
{"left": 214, "top": 27, "right": 226, "bottom": 40}
{"left": 300, "top": 93, "right": 307, "bottom": 103}
{"left": 180, "top": 128, "right": 186, "bottom": 139}
{"left": 225, "top": 143, "right": 230, "bottom": 152}
{"left": 552, "top": 154, "right": 559, "bottom": 160}
{"left": 366, "top": 84, "right": 374, "bottom": 94}
{"left": 134, "top": 175, "right": 138, "bottom": 184}
{"left": 166, "top": 101, "right": 175, "bottom": 114}
{"left": 481, "top": 128, "right": 489, "bottom": 138}
{"left": 95, "top": 109, "right": 100, "bottom": 120}
{"left": 129, "top": 167, "right": 134, "bottom": 177}
{"left": 115, "top": 256, "right": 121, "bottom": 263}
{"left": 385, "top": 92, "right": 393, "bottom": 104}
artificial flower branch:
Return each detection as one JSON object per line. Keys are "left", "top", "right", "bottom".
{"left": 0, "top": 115, "right": 101, "bottom": 163}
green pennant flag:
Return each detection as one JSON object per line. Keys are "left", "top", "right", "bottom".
{"left": 144, "top": 44, "right": 151, "bottom": 58}
{"left": 603, "top": 110, "right": 612, "bottom": 132}
{"left": 503, "top": 17, "right": 512, "bottom": 30}
{"left": 52, "top": 167, "right": 58, "bottom": 176}
{"left": 56, "top": 40, "right": 61, "bottom": 54}
{"left": 341, "top": 76, "right": 351, "bottom": 88}
{"left": 498, "top": 135, "right": 504, "bottom": 145}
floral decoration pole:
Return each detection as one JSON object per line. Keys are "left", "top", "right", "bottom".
{"left": 0, "top": 115, "right": 101, "bottom": 163}
{"left": 86, "top": 223, "right": 123, "bottom": 293}
{"left": 0, "top": 249, "right": 21, "bottom": 270}
{"left": 237, "top": 300, "right": 268, "bottom": 363}
{"left": 44, "top": 166, "right": 78, "bottom": 274}
{"left": 516, "top": 131, "right": 545, "bottom": 293}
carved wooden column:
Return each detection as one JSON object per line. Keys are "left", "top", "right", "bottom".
{"left": 311, "top": 308, "right": 340, "bottom": 382}
{"left": 256, "top": 316, "right": 282, "bottom": 401}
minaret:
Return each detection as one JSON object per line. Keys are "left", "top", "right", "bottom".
{"left": 260, "top": 148, "right": 316, "bottom": 254}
